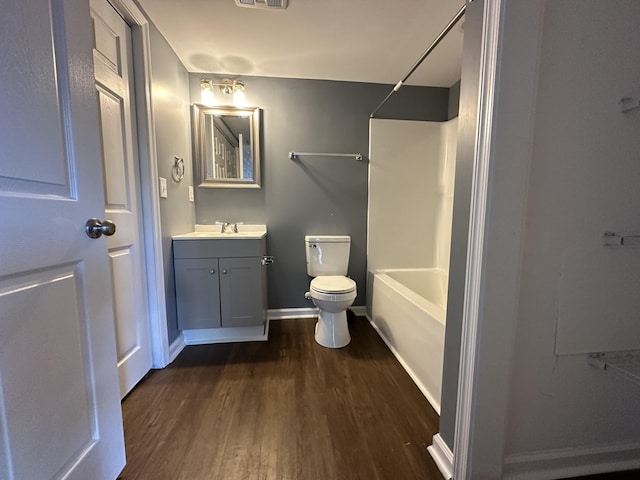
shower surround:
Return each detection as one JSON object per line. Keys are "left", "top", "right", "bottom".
{"left": 367, "top": 117, "right": 457, "bottom": 412}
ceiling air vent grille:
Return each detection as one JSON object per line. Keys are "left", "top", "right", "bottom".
{"left": 235, "top": 0, "right": 288, "bottom": 9}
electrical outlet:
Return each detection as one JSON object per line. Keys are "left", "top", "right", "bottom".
{"left": 188, "top": 186, "right": 194, "bottom": 202}
{"left": 159, "top": 177, "right": 168, "bottom": 198}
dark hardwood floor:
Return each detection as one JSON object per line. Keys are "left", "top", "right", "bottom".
{"left": 117, "top": 317, "right": 443, "bottom": 480}
{"left": 565, "top": 471, "right": 640, "bottom": 480}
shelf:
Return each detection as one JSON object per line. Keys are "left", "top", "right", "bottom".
{"left": 588, "top": 351, "right": 640, "bottom": 386}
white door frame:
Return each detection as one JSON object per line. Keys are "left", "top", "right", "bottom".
{"left": 452, "top": 0, "right": 545, "bottom": 478}
{"left": 107, "top": 0, "right": 170, "bottom": 368}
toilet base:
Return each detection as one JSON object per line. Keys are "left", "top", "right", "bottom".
{"left": 314, "top": 310, "right": 351, "bottom": 348}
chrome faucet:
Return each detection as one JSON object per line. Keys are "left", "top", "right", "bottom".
{"left": 215, "top": 221, "right": 243, "bottom": 233}
{"left": 215, "top": 221, "right": 230, "bottom": 233}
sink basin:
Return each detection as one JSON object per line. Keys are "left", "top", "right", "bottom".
{"left": 173, "top": 224, "right": 267, "bottom": 240}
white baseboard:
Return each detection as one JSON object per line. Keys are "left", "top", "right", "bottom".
{"left": 182, "top": 323, "right": 268, "bottom": 345}
{"left": 427, "top": 433, "right": 454, "bottom": 480}
{"left": 178, "top": 305, "right": 365, "bottom": 344}
{"left": 267, "top": 306, "right": 367, "bottom": 321}
{"left": 503, "top": 441, "right": 640, "bottom": 479}
{"left": 168, "top": 334, "right": 185, "bottom": 363}
{"left": 268, "top": 307, "right": 318, "bottom": 320}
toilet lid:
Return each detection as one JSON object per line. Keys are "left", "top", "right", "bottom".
{"left": 311, "top": 275, "right": 356, "bottom": 294}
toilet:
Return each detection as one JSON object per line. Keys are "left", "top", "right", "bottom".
{"left": 304, "top": 235, "right": 357, "bottom": 348}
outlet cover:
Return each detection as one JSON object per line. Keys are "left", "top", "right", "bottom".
{"left": 188, "top": 186, "right": 194, "bottom": 202}
{"left": 159, "top": 177, "right": 168, "bottom": 198}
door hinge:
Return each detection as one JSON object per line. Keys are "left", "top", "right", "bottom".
{"left": 261, "top": 255, "right": 274, "bottom": 265}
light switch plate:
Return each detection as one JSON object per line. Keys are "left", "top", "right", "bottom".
{"left": 159, "top": 177, "right": 168, "bottom": 198}
{"left": 188, "top": 186, "right": 194, "bottom": 202}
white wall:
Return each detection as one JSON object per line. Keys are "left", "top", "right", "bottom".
{"left": 368, "top": 118, "right": 457, "bottom": 274}
{"left": 436, "top": 118, "right": 458, "bottom": 273}
{"left": 368, "top": 119, "right": 441, "bottom": 272}
{"left": 501, "top": 0, "right": 640, "bottom": 476}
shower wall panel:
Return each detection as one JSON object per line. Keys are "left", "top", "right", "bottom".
{"left": 368, "top": 118, "right": 457, "bottom": 273}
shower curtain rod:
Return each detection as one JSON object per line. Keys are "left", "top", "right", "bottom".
{"left": 370, "top": 4, "right": 466, "bottom": 119}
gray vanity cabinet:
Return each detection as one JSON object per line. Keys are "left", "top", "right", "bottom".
{"left": 174, "top": 259, "right": 221, "bottom": 329}
{"left": 173, "top": 237, "right": 266, "bottom": 330}
{"left": 218, "top": 257, "right": 264, "bottom": 328}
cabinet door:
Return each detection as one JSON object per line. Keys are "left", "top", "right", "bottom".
{"left": 219, "top": 257, "right": 265, "bottom": 328}
{"left": 174, "top": 258, "right": 221, "bottom": 329}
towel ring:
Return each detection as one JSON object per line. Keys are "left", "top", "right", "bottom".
{"left": 172, "top": 156, "right": 184, "bottom": 182}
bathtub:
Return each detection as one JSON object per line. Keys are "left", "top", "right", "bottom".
{"left": 369, "top": 268, "right": 446, "bottom": 414}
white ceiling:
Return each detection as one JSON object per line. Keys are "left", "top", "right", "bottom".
{"left": 136, "top": 0, "right": 465, "bottom": 88}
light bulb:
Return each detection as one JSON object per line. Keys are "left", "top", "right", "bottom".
{"left": 233, "top": 88, "right": 246, "bottom": 107}
{"left": 201, "top": 86, "right": 215, "bottom": 106}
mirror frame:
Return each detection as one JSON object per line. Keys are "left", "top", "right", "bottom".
{"left": 192, "top": 104, "right": 262, "bottom": 188}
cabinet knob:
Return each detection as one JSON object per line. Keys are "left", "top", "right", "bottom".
{"left": 222, "top": 269, "right": 228, "bottom": 274}
{"left": 209, "top": 269, "right": 216, "bottom": 274}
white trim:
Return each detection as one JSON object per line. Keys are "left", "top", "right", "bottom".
{"left": 267, "top": 307, "right": 318, "bottom": 320}
{"left": 453, "top": 1, "right": 546, "bottom": 478}
{"left": 453, "top": 0, "right": 504, "bottom": 478}
{"left": 168, "top": 334, "right": 185, "bottom": 363}
{"left": 107, "top": 0, "right": 145, "bottom": 23}
{"left": 428, "top": 434, "right": 454, "bottom": 480}
{"left": 109, "top": 0, "right": 170, "bottom": 368}
{"left": 453, "top": 0, "right": 503, "bottom": 474}
{"left": 182, "top": 323, "right": 269, "bottom": 344}
{"left": 267, "top": 306, "right": 365, "bottom": 321}
{"left": 367, "top": 317, "right": 441, "bottom": 414}
{"left": 502, "top": 442, "right": 640, "bottom": 480}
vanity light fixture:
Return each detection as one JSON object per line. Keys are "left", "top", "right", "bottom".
{"left": 200, "top": 78, "right": 247, "bottom": 107}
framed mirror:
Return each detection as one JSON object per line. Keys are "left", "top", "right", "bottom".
{"left": 192, "top": 104, "right": 261, "bottom": 188}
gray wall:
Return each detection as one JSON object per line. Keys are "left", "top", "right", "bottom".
{"left": 149, "top": 24, "right": 195, "bottom": 344}
{"left": 438, "top": 0, "right": 483, "bottom": 449}
{"left": 447, "top": 81, "right": 461, "bottom": 120}
{"left": 188, "top": 75, "right": 450, "bottom": 309}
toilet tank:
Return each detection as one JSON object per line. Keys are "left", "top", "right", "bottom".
{"left": 305, "top": 235, "right": 351, "bottom": 276}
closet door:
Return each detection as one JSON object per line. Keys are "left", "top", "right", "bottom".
{"left": 91, "top": 0, "right": 153, "bottom": 399}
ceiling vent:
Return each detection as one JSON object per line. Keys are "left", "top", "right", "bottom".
{"left": 235, "top": 0, "right": 288, "bottom": 9}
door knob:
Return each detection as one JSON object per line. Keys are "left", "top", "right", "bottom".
{"left": 85, "top": 218, "right": 116, "bottom": 239}
{"left": 222, "top": 269, "right": 228, "bottom": 274}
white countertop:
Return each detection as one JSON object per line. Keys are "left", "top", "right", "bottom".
{"left": 172, "top": 224, "right": 267, "bottom": 240}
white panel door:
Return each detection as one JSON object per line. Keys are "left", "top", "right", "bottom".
{"left": 90, "top": 0, "right": 152, "bottom": 398}
{"left": 0, "top": 0, "right": 125, "bottom": 479}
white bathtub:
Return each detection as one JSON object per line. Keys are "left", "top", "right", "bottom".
{"left": 369, "top": 268, "right": 446, "bottom": 414}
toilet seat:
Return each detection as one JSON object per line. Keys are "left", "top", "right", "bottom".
{"left": 310, "top": 275, "right": 356, "bottom": 294}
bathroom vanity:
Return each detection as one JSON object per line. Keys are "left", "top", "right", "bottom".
{"left": 172, "top": 225, "right": 269, "bottom": 343}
